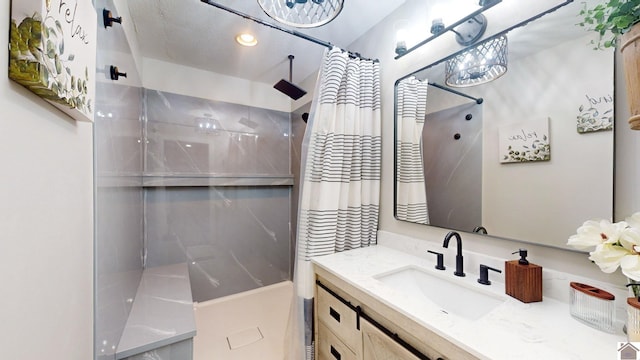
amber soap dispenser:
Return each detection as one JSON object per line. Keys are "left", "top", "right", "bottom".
{"left": 505, "top": 249, "right": 543, "bottom": 303}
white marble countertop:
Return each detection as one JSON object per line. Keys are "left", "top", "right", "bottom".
{"left": 312, "top": 245, "right": 626, "bottom": 360}
{"left": 116, "top": 263, "right": 196, "bottom": 359}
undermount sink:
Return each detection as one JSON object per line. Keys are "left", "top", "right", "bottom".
{"left": 374, "top": 266, "right": 506, "bottom": 321}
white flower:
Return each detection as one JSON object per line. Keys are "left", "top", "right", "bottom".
{"left": 568, "top": 212, "right": 640, "bottom": 279}
{"left": 620, "top": 226, "right": 640, "bottom": 253}
{"left": 588, "top": 243, "right": 630, "bottom": 273}
{"left": 621, "top": 254, "right": 640, "bottom": 281}
{"left": 626, "top": 212, "right": 640, "bottom": 229}
{"left": 566, "top": 219, "right": 626, "bottom": 250}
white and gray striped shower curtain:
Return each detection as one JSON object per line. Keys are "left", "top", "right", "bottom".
{"left": 288, "top": 47, "right": 381, "bottom": 360}
{"left": 395, "top": 76, "right": 429, "bottom": 224}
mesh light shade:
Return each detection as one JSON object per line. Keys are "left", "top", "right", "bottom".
{"left": 257, "top": 0, "right": 344, "bottom": 28}
{"left": 445, "top": 35, "right": 508, "bottom": 87}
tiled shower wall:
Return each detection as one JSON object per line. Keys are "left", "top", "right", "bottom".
{"left": 143, "top": 90, "right": 293, "bottom": 302}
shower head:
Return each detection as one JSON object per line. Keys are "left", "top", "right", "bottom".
{"left": 274, "top": 55, "right": 307, "bottom": 100}
{"left": 274, "top": 80, "right": 307, "bottom": 100}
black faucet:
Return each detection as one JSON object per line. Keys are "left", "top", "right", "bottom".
{"left": 477, "top": 264, "right": 502, "bottom": 285}
{"left": 427, "top": 250, "right": 446, "bottom": 270}
{"left": 443, "top": 231, "right": 465, "bottom": 277}
{"left": 473, "top": 226, "right": 488, "bottom": 234}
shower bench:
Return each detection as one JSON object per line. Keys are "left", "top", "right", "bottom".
{"left": 115, "top": 263, "right": 197, "bottom": 360}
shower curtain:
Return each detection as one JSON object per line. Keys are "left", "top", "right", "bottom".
{"left": 286, "top": 47, "right": 381, "bottom": 360}
{"left": 395, "top": 76, "right": 429, "bottom": 224}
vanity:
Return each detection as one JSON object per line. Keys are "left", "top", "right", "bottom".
{"left": 312, "top": 232, "right": 625, "bottom": 360}
{"left": 311, "top": 0, "right": 625, "bottom": 358}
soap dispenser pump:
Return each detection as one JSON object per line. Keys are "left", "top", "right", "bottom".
{"left": 514, "top": 249, "right": 529, "bottom": 265}
{"left": 505, "top": 248, "right": 542, "bottom": 303}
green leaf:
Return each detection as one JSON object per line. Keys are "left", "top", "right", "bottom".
{"left": 41, "top": 64, "right": 49, "bottom": 83}
{"left": 614, "top": 14, "right": 635, "bottom": 29}
{"left": 594, "top": 10, "right": 605, "bottom": 21}
{"left": 55, "top": 55, "right": 62, "bottom": 74}
{"left": 55, "top": 20, "right": 62, "bottom": 34}
{"left": 67, "top": 54, "right": 75, "bottom": 61}
{"left": 46, "top": 40, "right": 55, "bottom": 58}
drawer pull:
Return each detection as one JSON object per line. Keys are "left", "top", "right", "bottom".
{"left": 330, "top": 345, "right": 342, "bottom": 360}
{"left": 329, "top": 307, "right": 341, "bottom": 323}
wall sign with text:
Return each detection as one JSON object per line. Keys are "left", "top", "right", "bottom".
{"left": 499, "top": 118, "right": 551, "bottom": 164}
{"left": 9, "top": 0, "right": 96, "bottom": 122}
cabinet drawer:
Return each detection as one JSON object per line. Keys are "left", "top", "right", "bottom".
{"left": 316, "top": 285, "right": 360, "bottom": 351}
{"left": 361, "top": 318, "right": 423, "bottom": 360}
{"left": 318, "top": 322, "right": 358, "bottom": 360}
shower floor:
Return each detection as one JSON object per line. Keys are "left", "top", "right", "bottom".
{"left": 193, "top": 280, "right": 293, "bottom": 360}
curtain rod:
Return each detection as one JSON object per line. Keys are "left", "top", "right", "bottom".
{"left": 200, "top": 0, "right": 377, "bottom": 62}
{"left": 428, "top": 82, "right": 483, "bottom": 104}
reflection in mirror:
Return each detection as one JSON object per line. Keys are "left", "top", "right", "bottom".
{"left": 394, "top": 0, "right": 615, "bottom": 250}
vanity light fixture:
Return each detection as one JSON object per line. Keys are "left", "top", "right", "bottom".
{"left": 430, "top": 18, "right": 445, "bottom": 35}
{"left": 236, "top": 33, "right": 258, "bottom": 46}
{"left": 395, "top": 40, "right": 407, "bottom": 56}
{"left": 445, "top": 35, "right": 507, "bottom": 87}
{"left": 394, "top": 0, "right": 502, "bottom": 60}
{"left": 394, "top": 20, "right": 411, "bottom": 56}
{"left": 450, "top": 14, "right": 488, "bottom": 46}
{"left": 257, "top": 0, "right": 344, "bottom": 28}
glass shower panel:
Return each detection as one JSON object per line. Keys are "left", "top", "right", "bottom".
{"left": 143, "top": 89, "right": 292, "bottom": 302}
{"left": 94, "top": 81, "right": 144, "bottom": 359}
{"left": 145, "top": 186, "right": 291, "bottom": 302}
{"left": 144, "top": 90, "right": 291, "bottom": 176}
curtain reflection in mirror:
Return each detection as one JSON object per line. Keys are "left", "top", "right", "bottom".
{"left": 396, "top": 76, "right": 429, "bottom": 224}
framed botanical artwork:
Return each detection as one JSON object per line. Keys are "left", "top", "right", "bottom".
{"left": 499, "top": 118, "right": 551, "bottom": 163}
{"left": 576, "top": 93, "right": 614, "bottom": 133}
{"left": 9, "top": 0, "right": 97, "bottom": 122}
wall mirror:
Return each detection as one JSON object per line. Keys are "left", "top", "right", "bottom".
{"left": 394, "top": 0, "right": 615, "bottom": 250}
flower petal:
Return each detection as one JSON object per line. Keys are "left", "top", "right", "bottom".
{"left": 621, "top": 254, "right": 640, "bottom": 281}
{"left": 567, "top": 219, "right": 625, "bottom": 249}
{"left": 567, "top": 233, "right": 601, "bottom": 250}
{"left": 588, "top": 243, "right": 630, "bottom": 273}
{"left": 626, "top": 212, "right": 640, "bottom": 230}
{"left": 621, "top": 227, "right": 640, "bottom": 252}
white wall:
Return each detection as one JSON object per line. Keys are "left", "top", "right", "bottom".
{"left": 142, "top": 57, "right": 293, "bottom": 112}
{"left": 0, "top": 1, "right": 93, "bottom": 359}
{"left": 481, "top": 34, "right": 614, "bottom": 247}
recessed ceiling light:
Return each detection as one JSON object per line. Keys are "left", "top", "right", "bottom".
{"left": 236, "top": 33, "right": 258, "bottom": 47}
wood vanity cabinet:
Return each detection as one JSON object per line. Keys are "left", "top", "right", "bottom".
{"left": 316, "top": 284, "right": 361, "bottom": 359}
{"left": 314, "top": 277, "right": 466, "bottom": 360}
{"left": 361, "top": 318, "right": 421, "bottom": 360}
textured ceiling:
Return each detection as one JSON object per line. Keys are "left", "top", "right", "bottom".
{"left": 126, "top": 0, "right": 406, "bottom": 85}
